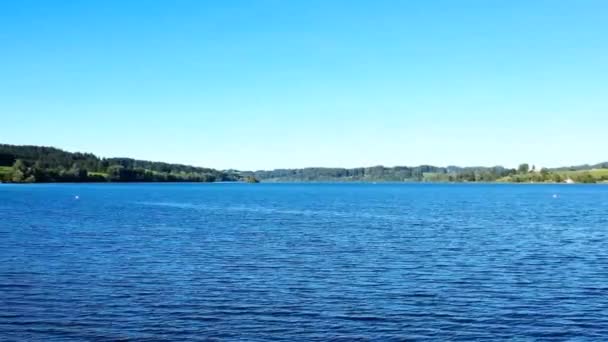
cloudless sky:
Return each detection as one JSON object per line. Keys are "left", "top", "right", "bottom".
{"left": 1, "top": 0, "right": 606, "bottom": 170}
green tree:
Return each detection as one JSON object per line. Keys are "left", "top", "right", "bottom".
{"left": 551, "top": 173, "right": 563, "bottom": 183}
{"left": 518, "top": 163, "right": 530, "bottom": 174}
{"left": 539, "top": 168, "right": 549, "bottom": 181}
{"left": 244, "top": 176, "right": 260, "bottom": 183}
{"left": 10, "top": 159, "right": 28, "bottom": 182}
{"left": 71, "top": 165, "right": 88, "bottom": 180}
{"left": 575, "top": 172, "right": 596, "bottom": 184}
{"left": 107, "top": 165, "right": 125, "bottom": 181}
{"left": 11, "top": 169, "right": 25, "bottom": 182}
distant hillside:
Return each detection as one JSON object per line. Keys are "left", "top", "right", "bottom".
{"left": 0, "top": 144, "right": 239, "bottom": 183}
{"left": 241, "top": 165, "right": 515, "bottom": 182}
{"left": 2, "top": 143, "right": 607, "bottom": 184}
{"left": 549, "top": 162, "right": 608, "bottom": 172}
{"left": 240, "top": 164, "right": 608, "bottom": 184}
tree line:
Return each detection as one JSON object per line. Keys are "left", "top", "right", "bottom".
{"left": 241, "top": 163, "right": 608, "bottom": 183}
{"left": 241, "top": 165, "right": 515, "bottom": 182}
{"left": 0, "top": 144, "right": 240, "bottom": 183}
{"left": 1, "top": 143, "right": 606, "bottom": 184}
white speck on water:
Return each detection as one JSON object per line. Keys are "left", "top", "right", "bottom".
{"left": 552, "top": 194, "right": 558, "bottom": 198}
{"left": 75, "top": 195, "right": 80, "bottom": 200}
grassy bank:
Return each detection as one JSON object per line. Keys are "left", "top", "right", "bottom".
{"left": 558, "top": 169, "right": 608, "bottom": 179}
{"left": 497, "top": 168, "right": 608, "bottom": 183}
{"left": 0, "top": 166, "right": 12, "bottom": 180}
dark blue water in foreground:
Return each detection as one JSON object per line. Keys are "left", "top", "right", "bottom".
{"left": 2, "top": 183, "right": 608, "bottom": 340}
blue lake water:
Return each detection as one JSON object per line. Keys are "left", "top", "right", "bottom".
{"left": 2, "top": 183, "right": 608, "bottom": 340}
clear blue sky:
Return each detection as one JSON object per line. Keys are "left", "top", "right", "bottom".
{"left": 1, "top": 1, "right": 606, "bottom": 170}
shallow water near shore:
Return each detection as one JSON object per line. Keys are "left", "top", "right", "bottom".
{"left": 2, "top": 183, "right": 608, "bottom": 340}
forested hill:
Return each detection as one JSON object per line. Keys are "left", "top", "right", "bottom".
{"left": 240, "top": 162, "right": 608, "bottom": 183}
{"left": 242, "top": 165, "right": 511, "bottom": 182}
{"left": 0, "top": 144, "right": 239, "bottom": 183}
{"left": 1, "top": 143, "right": 607, "bottom": 184}
{"left": 240, "top": 166, "right": 515, "bottom": 182}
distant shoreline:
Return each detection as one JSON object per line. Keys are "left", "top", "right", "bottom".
{"left": 2, "top": 180, "right": 607, "bottom": 185}
{"left": 2, "top": 143, "right": 607, "bottom": 184}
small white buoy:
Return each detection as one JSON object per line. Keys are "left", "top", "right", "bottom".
{"left": 552, "top": 194, "right": 558, "bottom": 199}
{"left": 74, "top": 195, "right": 80, "bottom": 200}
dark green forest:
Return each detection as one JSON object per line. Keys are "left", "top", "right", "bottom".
{"left": 0, "top": 144, "right": 240, "bottom": 183}
{"left": 241, "top": 163, "right": 608, "bottom": 183}
{"left": 1, "top": 144, "right": 606, "bottom": 183}
{"left": 240, "top": 165, "right": 514, "bottom": 182}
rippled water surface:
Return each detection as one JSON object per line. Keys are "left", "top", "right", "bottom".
{"left": 2, "top": 183, "right": 608, "bottom": 340}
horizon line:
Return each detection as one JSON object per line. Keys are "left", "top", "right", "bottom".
{"left": 2, "top": 142, "right": 606, "bottom": 172}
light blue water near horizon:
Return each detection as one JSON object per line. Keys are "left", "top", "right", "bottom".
{"left": 2, "top": 183, "right": 608, "bottom": 340}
